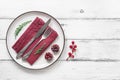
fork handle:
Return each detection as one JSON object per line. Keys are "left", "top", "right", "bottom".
{"left": 22, "top": 46, "right": 35, "bottom": 61}
{"left": 22, "top": 39, "right": 45, "bottom": 61}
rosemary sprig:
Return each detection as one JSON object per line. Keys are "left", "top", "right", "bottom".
{"left": 35, "top": 43, "right": 46, "bottom": 54}
{"left": 36, "top": 48, "right": 43, "bottom": 54}
{"left": 15, "top": 20, "right": 31, "bottom": 38}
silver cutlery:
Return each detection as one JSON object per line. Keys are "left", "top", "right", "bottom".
{"left": 22, "top": 27, "right": 53, "bottom": 61}
{"left": 16, "top": 19, "right": 51, "bottom": 59}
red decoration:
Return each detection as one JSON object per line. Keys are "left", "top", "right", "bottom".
{"left": 45, "top": 52, "right": 53, "bottom": 61}
{"left": 66, "top": 41, "right": 77, "bottom": 61}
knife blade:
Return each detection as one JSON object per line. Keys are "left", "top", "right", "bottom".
{"left": 16, "top": 18, "right": 51, "bottom": 59}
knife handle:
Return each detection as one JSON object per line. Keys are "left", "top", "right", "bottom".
{"left": 16, "top": 37, "right": 35, "bottom": 59}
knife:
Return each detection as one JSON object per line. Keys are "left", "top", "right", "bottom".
{"left": 16, "top": 18, "right": 51, "bottom": 59}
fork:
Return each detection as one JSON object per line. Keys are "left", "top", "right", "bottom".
{"left": 22, "top": 27, "right": 52, "bottom": 61}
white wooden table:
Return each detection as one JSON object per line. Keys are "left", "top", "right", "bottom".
{"left": 1, "top": 0, "right": 120, "bottom": 80}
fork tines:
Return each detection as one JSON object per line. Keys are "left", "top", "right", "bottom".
{"left": 44, "top": 27, "right": 52, "bottom": 37}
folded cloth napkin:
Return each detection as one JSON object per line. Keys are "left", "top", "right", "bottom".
{"left": 12, "top": 17, "right": 44, "bottom": 53}
{"left": 12, "top": 17, "right": 58, "bottom": 65}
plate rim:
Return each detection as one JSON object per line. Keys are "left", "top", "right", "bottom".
{"left": 6, "top": 11, "right": 65, "bottom": 70}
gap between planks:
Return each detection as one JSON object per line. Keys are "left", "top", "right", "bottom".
{"left": 2, "top": 38, "right": 120, "bottom": 40}
{"left": 0, "top": 59, "right": 120, "bottom": 62}
{"left": 1, "top": 17, "right": 120, "bottom": 20}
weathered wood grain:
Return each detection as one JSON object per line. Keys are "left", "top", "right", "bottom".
{"left": 61, "top": 20, "right": 120, "bottom": 39}
{"left": 1, "top": 19, "right": 120, "bottom": 39}
{"left": 0, "top": 0, "right": 120, "bottom": 18}
{"left": 0, "top": 61, "right": 120, "bottom": 80}
{"left": 0, "top": 0, "right": 120, "bottom": 80}
{"left": 0, "top": 20, "right": 12, "bottom": 39}
{"left": 1, "top": 39, "right": 120, "bottom": 60}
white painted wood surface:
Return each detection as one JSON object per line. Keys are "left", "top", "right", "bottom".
{"left": 1, "top": 61, "right": 120, "bottom": 80}
{"left": 0, "top": 0, "right": 120, "bottom": 80}
{"left": 2, "top": 19, "right": 120, "bottom": 39}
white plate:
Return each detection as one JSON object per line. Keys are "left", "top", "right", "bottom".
{"left": 6, "top": 11, "right": 65, "bottom": 70}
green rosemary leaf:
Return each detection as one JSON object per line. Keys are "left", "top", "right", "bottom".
{"left": 36, "top": 49, "right": 42, "bottom": 54}
{"left": 35, "top": 43, "right": 46, "bottom": 54}
{"left": 15, "top": 20, "right": 31, "bottom": 38}
{"left": 35, "top": 44, "right": 46, "bottom": 54}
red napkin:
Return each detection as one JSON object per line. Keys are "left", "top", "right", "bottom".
{"left": 12, "top": 17, "right": 44, "bottom": 53}
{"left": 12, "top": 17, "right": 58, "bottom": 65}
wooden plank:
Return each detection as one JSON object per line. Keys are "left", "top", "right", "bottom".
{"left": 0, "top": 40, "right": 11, "bottom": 59}
{"left": 63, "top": 40, "right": 120, "bottom": 61}
{"left": 61, "top": 20, "right": 120, "bottom": 39}
{"left": 0, "top": 20, "right": 12, "bottom": 39}
{"left": 0, "top": 61, "right": 120, "bottom": 80}
{"left": 1, "top": 19, "right": 120, "bottom": 39}
{"left": 1, "top": 39, "right": 120, "bottom": 60}
{"left": 0, "top": 0, "right": 120, "bottom": 18}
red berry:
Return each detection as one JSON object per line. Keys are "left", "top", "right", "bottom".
{"left": 72, "top": 41, "right": 75, "bottom": 44}
{"left": 68, "top": 52, "right": 72, "bottom": 57}
{"left": 71, "top": 55, "right": 74, "bottom": 58}
{"left": 66, "top": 41, "right": 77, "bottom": 60}
{"left": 72, "top": 48, "right": 76, "bottom": 52}
{"left": 69, "top": 45, "right": 73, "bottom": 49}
{"left": 74, "top": 45, "right": 77, "bottom": 48}
{"left": 51, "top": 44, "right": 60, "bottom": 53}
{"left": 45, "top": 52, "right": 53, "bottom": 61}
